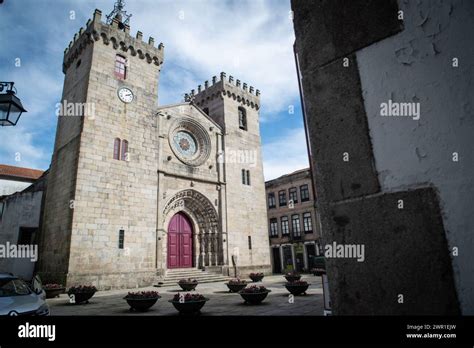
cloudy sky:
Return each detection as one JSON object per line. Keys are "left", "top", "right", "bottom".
{"left": 0, "top": 0, "right": 308, "bottom": 180}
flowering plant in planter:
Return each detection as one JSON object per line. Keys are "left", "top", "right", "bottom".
{"left": 228, "top": 278, "right": 246, "bottom": 285}
{"left": 311, "top": 268, "right": 326, "bottom": 276}
{"left": 238, "top": 285, "right": 271, "bottom": 304}
{"left": 172, "top": 293, "right": 206, "bottom": 302}
{"left": 285, "top": 280, "right": 310, "bottom": 296}
{"left": 68, "top": 285, "right": 97, "bottom": 293}
{"left": 178, "top": 278, "right": 198, "bottom": 284}
{"left": 249, "top": 272, "right": 264, "bottom": 282}
{"left": 124, "top": 291, "right": 160, "bottom": 299}
{"left": 178, "top": 278, "right": 198, "bottom": 291}
{"left": 67, "top": 285, "right": 97, "bottom": 304}
{"left": 170, "top": 293, "right": 209, "bottom": 314}
{"left": 124, "top": 291, "right": 161, "bottom": 312}
{"left": 226, "top": 278, "right": 247, "bottom": 293}
{"left": 43, "top": 283, "right": 65, "bottom": 299}
{"left": 240, "top": 285, "right": 268, "bottom": 293}
{"left": 284, "top": 271, "right": 301, "bottom": 282}
{"left": 287, "top": 280, "right": 308, "bottom": 286}
{"left": 44, "top": 283, "right": 64, "bottom": 289}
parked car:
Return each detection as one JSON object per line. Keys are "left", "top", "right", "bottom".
{"left": 0, "top": 273, "right": 49, "bottom": 316}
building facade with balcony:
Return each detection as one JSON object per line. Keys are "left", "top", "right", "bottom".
{"left": 265, "top": 168, "right": 321, "bottom": 274}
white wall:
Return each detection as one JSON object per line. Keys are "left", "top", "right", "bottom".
{"left": 356, "top": 0, "right": 474, "bottom": 314}
{"left": 0, "top": 179, "right": 32, "bottom": 196}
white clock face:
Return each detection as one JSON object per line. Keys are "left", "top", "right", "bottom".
{"left": 118, "top": 87, "right": 134, "bottom": 103}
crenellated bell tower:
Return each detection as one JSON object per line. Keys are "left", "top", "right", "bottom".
{"left": 39, "top": 7, "right": 165, "bottom": 288}
{"left": 188, "top": 74, "right": 271, "bottom": 273}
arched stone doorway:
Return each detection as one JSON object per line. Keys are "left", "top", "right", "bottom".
{"left": 162, "top": 189, "right": 222, "bottom": 269}
{"left": 167, "top": 212, "right": 193, "bottom": 268}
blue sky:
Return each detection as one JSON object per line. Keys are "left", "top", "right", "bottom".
{"left": 0, "top": 0, "right": 308, "bottom": 180}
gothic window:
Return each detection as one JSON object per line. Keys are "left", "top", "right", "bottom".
{"left": 114, "top": 55, "right": 127, "bottom": 80}
{"left": 300, "top": 184, "right": 310, "bottom": 202}
{"left": 121, "top": 139, "right": 129, "bottom": 161}
{"left": 289, "top": 187, "right": 298, "bottom": 203}
{"left": 268, "top": 192, "right": 276, "bottom": 209}
{"left": 246, "top": 170, "right": 250, "bottom": 185}
{"left": 292, "top": 214, "right": 301, "bottom": 237}
{"left": 269, "top": 218, "right": 278, "bottom": 238}
{"left": 303, "top": 212, "right": 313, "bottom": 233}
{"left": 242, "top": 169, "right": 246, "bottom": 184}
{"left": 279, "top": 190, "right": 287, "bottom": 206}
{"left": 248, "top": 236, "right": 252, "bottom": 250}
{"left": 281, "top": 216, "right": 289, "bottom": 235}
{"left": 238, "top": 107, "right": 247, "bottom": 130}
{"left": 113, "top": 138, "right": 121, "bottom": 160}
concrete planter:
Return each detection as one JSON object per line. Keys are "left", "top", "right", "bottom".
{"left": 125, "top": 296, "right": 160, "bottom": 312}
{"left": 285, "top": 283, "right": 310, "bottom": 296}
{"left": 169, "top": 298, "right": 209, "bottom": 315}
{"left": 226, "top": 283, "right": 247, "bottom": 293}
{"left": 238, "top": 290, "right": 271, "bottom": 304}
{"left": 178, "top": 282, "right": 198, "bottom": 291}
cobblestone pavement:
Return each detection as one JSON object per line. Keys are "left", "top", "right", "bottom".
{"left": 48, "top": 275, "right": 324, "bottom": 316}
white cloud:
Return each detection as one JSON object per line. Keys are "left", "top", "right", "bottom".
{"left": 125, "top": 0, "right": 299, "bottom": 116}
{"left": 0, "top": 126, "right": 49, "bottom": 170}
{"left": 262, "top": 127, "right": 309, "bottom": 181}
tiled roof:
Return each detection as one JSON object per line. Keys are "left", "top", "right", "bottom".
{"left": 0, "top": 164, "right": 44, "bottom": 181}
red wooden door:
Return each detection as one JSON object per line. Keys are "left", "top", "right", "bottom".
{"left": 168, "top": 212, "right": 193, "bottom": 268}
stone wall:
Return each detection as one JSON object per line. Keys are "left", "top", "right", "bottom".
{"left": 0, "top": 191, "right": 43, "bottom": 280}
{"left": 292, "top": 0, "right": 460, "bottom": 314}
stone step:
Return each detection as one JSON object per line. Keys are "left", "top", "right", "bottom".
{"left": 165, "top": 270, "right": 208, "bottom": 276}
{"left": 154, "top": 268, "right": 230, "bottom": 287}
{"left": 154, "top": 277, "right": 230, "bottom": 287}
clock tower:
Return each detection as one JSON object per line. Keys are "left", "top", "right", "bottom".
{"left": 38, "top": 8, "right": 164, "bottom": 287}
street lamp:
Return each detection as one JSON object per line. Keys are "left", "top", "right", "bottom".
{"left": 0, "top": 82, "right": 27, "bottom": 126}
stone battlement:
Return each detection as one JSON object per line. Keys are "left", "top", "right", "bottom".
{"left": 187, "top": 72, "right": 260, "bottom": 111}
{"left": 63, "top": 9, "right": 164, "bottom": 73}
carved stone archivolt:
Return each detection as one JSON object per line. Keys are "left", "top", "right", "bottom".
{"left": 168, "top": 117, "right": 211, "bottom": 167}
{"left": 163, "top": 189, "right": 222, "bottom": 267}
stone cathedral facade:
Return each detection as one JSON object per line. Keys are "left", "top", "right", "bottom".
{"left": 37, "top": 9, "right": 271, "bottom": 289}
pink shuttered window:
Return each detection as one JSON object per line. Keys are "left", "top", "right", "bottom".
{"left": 113, "top": 138, "right": 121, "bottom": 160}
{"left": 121, "top": 140, "right": 129, "bottom": 161}
{"left": 114, "top": 55, "right": 127, "bottom": 79}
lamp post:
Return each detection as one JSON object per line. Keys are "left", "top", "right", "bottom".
{"left": 0, "top": 82, "right": 27, "bottom": 126}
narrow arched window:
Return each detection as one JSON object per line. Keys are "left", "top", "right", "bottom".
{"left": 121, "top": 139, "right": 129, "bottom": 161}
{"left": 114, "top": 55, "right": 127, "bottom": 80}
{"left": 113, "top": 138, "right": 121, "bottom": 160}
{"left": 238, "top": 107, "right": 247, "bottom": 130}
{"left": 203, "top": 107, "right": 209, "bottom": 115}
